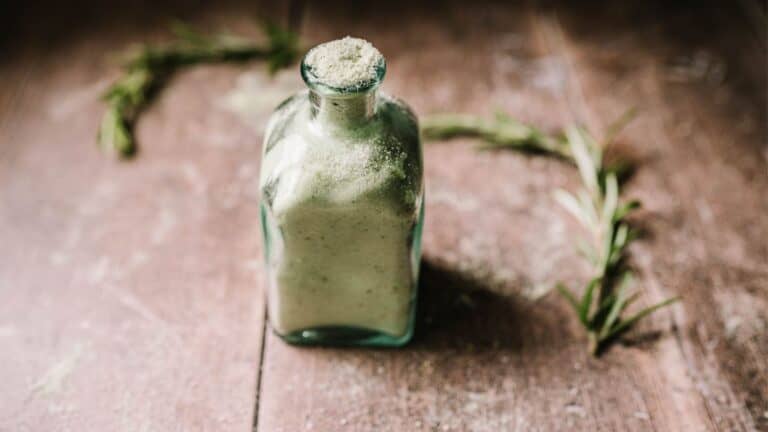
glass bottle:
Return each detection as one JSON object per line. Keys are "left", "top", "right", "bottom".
{"left": 259, "top": 42, "right": 424, "bottom": 346}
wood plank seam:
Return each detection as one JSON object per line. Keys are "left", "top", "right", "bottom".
{"left": 252, "top": 302, "right": 269, "bottom": 432}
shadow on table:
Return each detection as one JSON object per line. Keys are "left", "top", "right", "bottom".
{"left": 410, "top": 258, "right": 566, "bottom": 352}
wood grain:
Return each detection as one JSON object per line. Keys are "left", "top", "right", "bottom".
{"left": 0, "top": 1, "right": 765, "bottom": 431}
{"left": 0, "top": 2, "right": 287, "bottom": 430}
{"left": 256, "top": 1, "right": 766, "bottom": 431}
{"left": 540, "top": 4, "right": 767, "bottom": 429}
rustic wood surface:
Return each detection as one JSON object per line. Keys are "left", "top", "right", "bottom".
{"left": 1, "top": 1, "right": 765, "bottom": 431}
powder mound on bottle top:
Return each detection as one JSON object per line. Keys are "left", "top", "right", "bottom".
{"left": 304, "top": 36, "right": 383, "bottom": 89}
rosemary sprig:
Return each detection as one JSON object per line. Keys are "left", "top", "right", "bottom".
{"left": 98, "top": 21, "right": 300, "bottom": 157}
{"left": 552, "top": 122, "right": 679, "bottom": 355}
{"left": 422, "top": 110, "right": 679, "bottom": 355}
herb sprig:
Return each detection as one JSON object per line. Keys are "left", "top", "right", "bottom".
{"left": 421, "top": 112, "right": 570, "bottom": 159}
{"left": 422, "top": 110, "right": 679, "bottom": 355}
{"left": 552, "top": 121, "right": 679, "bottom": 355}
{"left": 99, "top": 22, "right": 299, "bottom": 157}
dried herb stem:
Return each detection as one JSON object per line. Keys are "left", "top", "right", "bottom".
{"left": 98, "top": 21, "right": 300, "bottom": 157}
{"left": 421, "top": 112, "right": 570, "bottom": 159}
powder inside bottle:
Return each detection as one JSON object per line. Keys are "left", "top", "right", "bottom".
{"left": 260, "top": 37, "right": 422, "bottom": 344}
{"left": 303, "top": 36, "right": 383, "bottom": 90}
{"left": 263, "top": 101, "right": 418, "bottom": 337}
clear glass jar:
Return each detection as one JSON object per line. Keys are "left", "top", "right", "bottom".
{"left": 259, "top": 45, "right": 424, "bottom": 346}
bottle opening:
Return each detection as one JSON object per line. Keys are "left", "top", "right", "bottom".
{"left": 301, "top": 36, "right": 386, "bottom": 95}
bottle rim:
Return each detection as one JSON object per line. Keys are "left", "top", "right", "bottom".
{"left": 300, "top": 53, "right": 386, "bottom": 96}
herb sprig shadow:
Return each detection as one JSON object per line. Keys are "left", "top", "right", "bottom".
{"left": 422, "top": 110, "right": 679, "bottom": 356}
{"left": 99, "top": 21, "right": 299, "bottom": 157}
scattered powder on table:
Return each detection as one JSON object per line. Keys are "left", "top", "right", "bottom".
{"left": 32, "top": 344, "right": 85, "bottom": 396}
{"left": 304, "top": 36, "right": 383, "bottom": 89}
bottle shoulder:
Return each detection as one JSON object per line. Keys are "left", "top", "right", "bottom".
{"left": 263, "top": 91, "right": 308, "bottom": 154}
{"left": 262, "top": 91, "right": 421, "bottom": 171}
{"left": 260, "top": 91, "right": 423, "bottom": 217}
{"left": 375, "top": 94, "right": 420, "bottom": 152}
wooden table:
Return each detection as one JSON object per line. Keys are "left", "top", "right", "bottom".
{"left": 1, "top": 1, "right": 766, "bottom": 430}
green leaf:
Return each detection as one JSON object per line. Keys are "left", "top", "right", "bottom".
{"left": 576, "top": 189, "right": 599, "bottom": 228}
{"left": 613, "top": 223, "right": 629, "bottom": 251}
{"left": 557, "top": 283, "right": 581, "bottom": 316}
{"left": 591, "top": 291, "right": 617, "bottom": 327}
{"left": 614, "top": 200, "right": 640, "bottom": 221}
{"left": 602, "top": 107, "right": 637, "bottom": 147}
{"left": 605, "top": 296, "right": 680, "bottom": 340}
{"left": 579, "top": 278, "right": 600, "bottom": 327}
{"left": 599, "top": 272, "right": 633, "bottom": 339}
{"left": 622, "top": 291, "right": 642, "bottom": 313}
{"left": 97, "top": 105, "right": 134, "bottom": 156}
{"left": 566, "top": 126, "right": 599, "bottom": 195}
{"left": 583, "top": 129, "right": 603, "bottom": 171}
{"left": 554, "top": 189, "right": 590, "bottom": 227}
{"left": 576, "top": 238, "right": 598, "bottom": 265}
{"left": 599, "top": 222, "right": 616, "bottom": 273}
{"left": 601, "top": 173, "right": 619, "bottom": 223}
{"left": 595, "top": 291, "right": 617, "bottom": 315}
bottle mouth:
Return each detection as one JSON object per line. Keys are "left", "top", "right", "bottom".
{"left": 300, "top": 54, "right": 386, "bottom": 96}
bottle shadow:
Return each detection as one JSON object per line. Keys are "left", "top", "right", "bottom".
{"left": 410, "top": 258, "right": 568, "bottom": 353}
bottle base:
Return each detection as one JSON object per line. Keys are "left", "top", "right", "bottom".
{"left": 275, "top": 325, "right": 413, "bottom": 347}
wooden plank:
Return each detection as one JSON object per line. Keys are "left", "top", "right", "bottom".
{"left": 255, "top": 1, "right": 766, "bottom": 431}
{"left": 0, "top": 2, "right": 289, "bottom": 430}
{"left": 538, "top": 3, "right": 766, "bottom": 430}
{"left": 2, "top": 1, "right": 765, "bottom": 431}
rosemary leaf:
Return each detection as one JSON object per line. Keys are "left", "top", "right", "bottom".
{"left": 566, "top": 126, "right": 600, "bottom": 196}
{"left": 557, "top": 283, "right": 580, "bottom": 316}
{"left": 613, "top": 223, "right": 630, "bottom": 252}
{"left": 614, "top": 200, "right": 641, "bottom": 221}
{"left": 604, "top": 297, "right": 680, "bottom": 341}
{"left": 576, "top": 189, "right": 599, "bottom": 229}
{"left": 578, "top": 278, "right": 600, "bottom": 327}
{"left": 602, "top": 107, "right": 638, "bottom": 148}
{"left": 553, "top": 189, "right": 588, "bottom": 227}
{"left": 601, "top": 173, "right": 619, "bottom": 223}
{"left": 98, "top": 104, "right": 134, "bottom": 156}
{"left": 576, "top": 238, "right": 599, "bottom": 266}
{"left": 598, "top": 272, "right": 633, "bottom": 339}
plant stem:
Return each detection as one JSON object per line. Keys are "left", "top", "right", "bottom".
{"left": 422, "top": 109, "right": 679, "bottom": 356}
{"left": 588, "top": 332, "right": 599, "bottom": 356}
{"left": 421, "top": 113, "right": 570, "bottom": 159}
{"left": 98, "top": 21, "right": 300, "bottom": 158}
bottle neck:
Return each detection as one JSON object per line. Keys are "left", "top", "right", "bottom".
{"left": 309, "top": 89, "right": 377, "bottom": 128}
